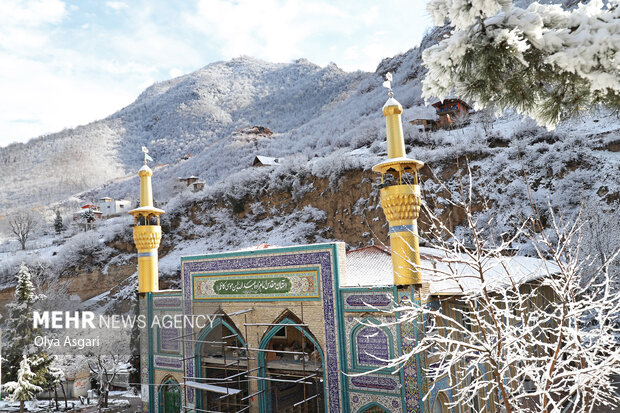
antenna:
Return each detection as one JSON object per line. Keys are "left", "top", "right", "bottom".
{"left": 383, "top": 72, "right": 393, "bottom": 98}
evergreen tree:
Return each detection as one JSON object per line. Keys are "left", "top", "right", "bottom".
{"left": 53, "top": 209, "right": 64, "bottom": 234}
{"left": 2, "top": 355, "right": 44, "bottom": 413}
{"left": 83, "top": 207, "right": 95, "bottom": 224}
{"left": 2, "top": 264, "right": 56, "bottom": 389}
{"left": 3, "top": 264, "right": 39, "bottom": 383}
{"left": 422, "top": 0, "right": 619, "bottom": 128}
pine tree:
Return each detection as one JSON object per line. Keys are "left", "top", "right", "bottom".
{"left": 2, "top": 355, "right": 44, "bottom": 413}
{"left": 422, "top": 0, "right": 619, "bottom": 128}
{"left": 3, "top": 264, "right": 39, "bottom": 383}
{"left": 2, "top": 264, "right": 57, "bottom": 390}
{"left": 53, "top": 209, "right": 64, "bottom": 235}
{"left": 83, "top": 207, "right": 95, "bottom": 224}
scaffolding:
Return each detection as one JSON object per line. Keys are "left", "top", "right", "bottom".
{"left": 164, "top": 301, "right": 324, "bottom": 413}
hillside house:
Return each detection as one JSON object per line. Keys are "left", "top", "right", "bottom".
{"left": 178, "top": 176, "right": 199, "bottom": 186}
{"left": 73, "top": 204, "right": 103, "bottom": 221}
{"left": 178, "top": 176, "right": 205, "bottom": 192}
{"left": 234, "top": 126, "right": 273, "bottom": 137}
{"left": 432, "top": 98, "right": 472, "bottom": 129}
{"left": 99, "top": 197, "right": 131, "bottom": 217}
{"left": 253, "top": 155, "right": 280, "bottom": 167}
{"left": 409, "top": 105, "right": 438, "bottom": 132}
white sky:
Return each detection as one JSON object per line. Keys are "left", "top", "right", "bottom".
{"left": 0, "top": 0, "right": 433, "bottom": 147}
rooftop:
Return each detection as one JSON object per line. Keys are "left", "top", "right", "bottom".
{"left": 343, "top": 245, "right": 557, "bottom": 294}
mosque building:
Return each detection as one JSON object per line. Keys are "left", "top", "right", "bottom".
{"left": 131, "top": 79, "right": 549, "bottom": 413}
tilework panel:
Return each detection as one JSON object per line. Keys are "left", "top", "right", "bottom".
{"left": 192, "top": 269, "right": 319, "bottom": 300}
{"left": 349, "top": 392, "right": 401, "bottom": 413}
{"left": 152, "top": 294, "right": 182, "bottom": 309}
{"left": 342, "top": 290, "right": 394, "bottom": 311}
{"left": 398, "top": 288, "right": 422, "bottom": 413}
{"left": 181, "top": 245, "right": 343, "bottom": 412}
{"left": 139, "top": 296, "right": 150, "bottom": 412}
{"left": 154, "top": 356, "right": 183, "bottom": 370}
{"left": 344, "top": 315, "right": 397, "bottom": 372}
{"left": 349, "top": 375, "right": 401, "bottom": 395}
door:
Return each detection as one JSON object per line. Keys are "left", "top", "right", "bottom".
{"left": 161, "top": 380, "right": 181, "bottom": 413}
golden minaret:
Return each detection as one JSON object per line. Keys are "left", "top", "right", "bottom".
{"left": 372, "top": 73, "right": 424, "bottom": 285}
{"left": 129, "top": 148, "right": 164, "bottom": 293}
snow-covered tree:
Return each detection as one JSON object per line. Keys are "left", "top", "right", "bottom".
{"left": 53, "top": 209, "right": 64, "bottom": 234}
{"left": 43, "top": 364, "right": 66, "bottom": 411}
{"left": 3, "top": 264, "right": 40, "bottom": 383}
{"left": 83, "top": 207, "right": 95, "bottom": 224}
{"left": 376, "top": 182, "right": 620, "bottom": 413}
{"left": 579, "top": 201, "right": 620, "bottom": 291}
{"left": 2, "top": 264, "right": 57, "bottom": 392}
{"left": 422, "top": 0, "right": 620, "bottom": 128}
{"left": 87, "top": 329, "right": 132, "bottom": 408}
{"left": 2, "top": 355, "right": 44, "bottom": 413}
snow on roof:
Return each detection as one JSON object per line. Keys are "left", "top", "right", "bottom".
{"left": 383, "top": 97, "right": 402, "bottom": 109}
{"left": 253, "top": 155, "right": 280, "bottom": 166}
{"left": 139, "top": 164, "right": 152, "bottom": 173}
{"left": 432, "top": 98, "right": 472, "bottom": 109}
{"left": 233, "top": 243, "right": 278, "bottom": 252}
{"left": 343, "top": 245, "right": 558, "bottom": 294}
{"left": 129, "top": 206, "right": 165, "bottom": 214}
{"left": 343, "top": 245, "right": 393, "bottom": 287}
{"left": 405, "top": 105, "right": 437, "bottom": 120}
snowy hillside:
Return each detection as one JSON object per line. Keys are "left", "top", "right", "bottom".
{"left": 0, "top": 57, "right": 365, "bottom": 211}
{"left": 0, "top": 5, "right": 618, "bottom": 297}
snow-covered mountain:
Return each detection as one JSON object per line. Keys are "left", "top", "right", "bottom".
{"left": 0, "top": 15, "right": 618, "bottom": 299}
{"left": 0, "top": 57, "right": 367, "bottom": 211}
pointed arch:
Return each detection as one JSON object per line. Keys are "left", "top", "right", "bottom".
{"left": 158, "top": 376, "right": 181, "bottom": 413}
{"left": 258, "top": 310, "right": 326, "bottom": 412}
{"left": 194, "top": 311, "right": 248, "bottom": 412}
{"left": 358, "top": 401, "right": 390, "bottom": 413}
{"left": 431, "top": 391, "right": 450, "bottom": 413}
{"left": 194, "top": 311, "right": 246, "bottom": 358}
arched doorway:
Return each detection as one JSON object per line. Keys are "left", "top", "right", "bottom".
{"left": 195, "top": 316, "right": 249, "bottom": 413}
{"left": 158, "top": 377, "right": 181, "bottom": 413}
{"left": 258, "top": 313, "right": 325, "bottom": 413}
{"left": 431, "top": 392, "right": 450, "bottom": 413}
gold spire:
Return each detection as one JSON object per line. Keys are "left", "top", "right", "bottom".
{"left": 129, "top": 159, "right": 164, "bottom": 293}
{"left": 372, "top": 73, "right": 424, "bottom": 286}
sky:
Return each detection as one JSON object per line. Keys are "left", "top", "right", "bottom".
{"left": 0, "top": 0, "right": 433, "bottom": 147}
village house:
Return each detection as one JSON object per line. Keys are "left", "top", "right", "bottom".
{"left": 99, "top": 197, "right": 132, "bottom": 217}
{"left": 178, "top": 176, "right": 206, "bottom": 192}
{"left": 72, "top": 204, "right": 103, "bottom": 222}
{"left": 432, "top": 98, "right": 472, "bottom": 129}
{"left": 409, "top": 98, "right": 472, "bottom": 131}
{"left": 252, "top": 155, "right": 281, "bottom": 167}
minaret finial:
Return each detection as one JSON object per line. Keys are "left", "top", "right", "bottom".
{"left": 383, "top": 72, "right": 394, "bottom": 98}
{"left": 142, "top": 146, "right": 153, "bottom": 165}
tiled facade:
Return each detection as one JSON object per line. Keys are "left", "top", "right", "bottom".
{"left": 139, "top": 243, "right": 447, "bottom": 413}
